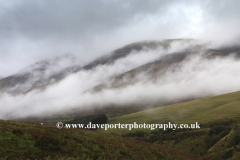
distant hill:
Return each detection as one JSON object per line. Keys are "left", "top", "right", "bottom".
{"left": 89, "top": 45, "right": 240, "bottom": 93}
{"left": 0, "top": 39, "right": 199, "bottom": 94}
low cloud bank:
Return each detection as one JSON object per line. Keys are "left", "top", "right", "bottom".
{"left": 1, "top": 42, "right": 240, "bottom": 120}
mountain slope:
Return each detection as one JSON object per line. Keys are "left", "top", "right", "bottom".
{"left": 0, "top": 39, "right": 198, "bottom": 94}
{"left": 89, "top": 45, "right": 240, "bottom": 93}
{"left": 2, "top": 39, "right": 240, "bottom": 96}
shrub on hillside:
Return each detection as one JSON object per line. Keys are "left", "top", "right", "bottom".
{"left": 205, "top": 124, "right": 231, "bottom": 149}
{"left": 12, "top": 129, "right": 23, "bottom": 136}
{"left": 35, "top": 134, "right": 61, "bottom": 151}
{"left": 211, "top": 125, "right": 227, "bottom": 135}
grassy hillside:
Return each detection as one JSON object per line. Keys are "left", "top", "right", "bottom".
{"left": 94, "top": 90, "right": 240, "bottom": 159}
{"left": 100, "top": 90, "right": 240, "bottom": 134}
{"left": 0, "top": 120, "right": 197, "bottom": 160}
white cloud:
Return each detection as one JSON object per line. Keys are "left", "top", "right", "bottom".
{"left": 1, "top": 0, "right": 240, "bottom": 77}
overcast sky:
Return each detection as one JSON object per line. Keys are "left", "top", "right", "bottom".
{"left": 1, "top": 0, "right": 240, "bottom": 78}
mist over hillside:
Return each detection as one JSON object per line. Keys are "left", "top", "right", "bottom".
{"left": 0, "top": 54, "right": 83, "bottom": 94}
{"left": 0, "top": 39, "right": 198, "bottom": 94}
{"left": 1, "top": 39, "right": 240, "bottom": 120}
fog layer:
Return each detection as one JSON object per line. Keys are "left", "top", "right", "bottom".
{"left": 1, "top": 41, "right": 240, "bottom": 119}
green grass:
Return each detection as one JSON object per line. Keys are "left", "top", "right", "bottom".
{"left": 0, "top": 120, "right": 196, "bottom": 160}
{"left": 99, "top": 90, "right": 240, "bottom": 134}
